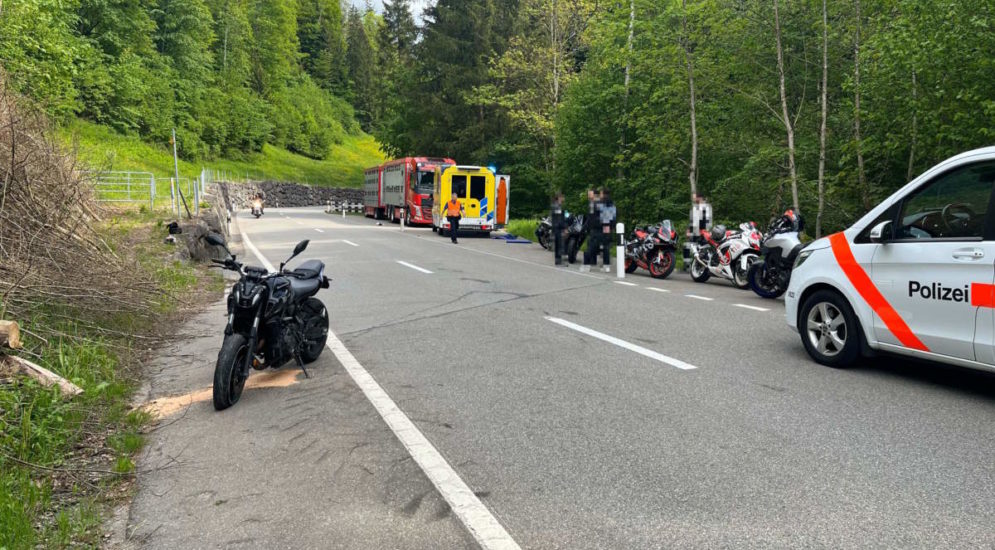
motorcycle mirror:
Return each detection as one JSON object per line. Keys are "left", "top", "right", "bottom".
{"left": 293, "top": 239, "right": 309, "bottom": 256}
{"left": 204, "top": 232, "right": 226, "bottom": 247}
{"left": 203, "top": 232, "right": 233, "bottom": 257}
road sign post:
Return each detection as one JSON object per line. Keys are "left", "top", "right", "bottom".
{"left": 616, "top": 222, "right": 625, "bottom": 279}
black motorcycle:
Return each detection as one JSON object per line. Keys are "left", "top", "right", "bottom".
{"left": 747, "top": 209, "right": 804, "bottom": 299}
{"left": 204, "top": 233, "right": 331, "bottom": 410}
{"left": 536, "top": 213, "right": 586, "bottom": 263}
{"left": 624, "top": 219, "right": 678, "bottom": 279}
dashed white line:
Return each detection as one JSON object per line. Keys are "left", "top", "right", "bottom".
{"left": 546, "top": 317, "right": 697, "bottom": 370}
{"left": 240, "top": 228, "right": 520, "bottom": 550}
{"left": 342, "top": 239, "right": 359, "bottom": 247}
{"left": 733, "top": 303, "right": 770, "bottom": 312}
{"left": 314, "top": 228, "right": 324, "bottom": 233}
{"left": 685, "top": 294, "right": 714, "bottom": 301}
{"left": 647, "top": 287, "right": 670, "bottom": 293}
{"left": 614, "top": 281, "right": 638, "bottom": 287}
{"left": 396, "top": 260, "right": 433, "bottom": 274}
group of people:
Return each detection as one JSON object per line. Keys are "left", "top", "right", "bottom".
{"left": 548, "top": 190, "right": 714, "bottom": 270}
{"left": 550, "top": 188, "right": 617, "bottom": 272}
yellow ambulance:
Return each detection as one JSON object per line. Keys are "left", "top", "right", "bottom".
{"left": 432, "top": 165, "right": 497, "bottom": 235}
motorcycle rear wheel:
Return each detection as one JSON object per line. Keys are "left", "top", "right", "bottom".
{"left": 748, "top": 262, "right": 787, "bottom": 299}
{"left": 648, "top": 250, "right": 675, "bottom": 279}
{"left": 300, "top": 297, "right": 329, "bottom": 363}
{"left": 213, "top": 333, "right": 249, "bottom": 411}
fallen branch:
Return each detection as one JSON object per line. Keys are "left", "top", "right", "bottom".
{"left": 2, "top": 354, "right": 83, "bottom": 396}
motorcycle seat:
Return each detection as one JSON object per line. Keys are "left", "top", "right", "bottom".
{"left": 290, "top": 259, "right": 324, "bottom": 279}
{"left": 289, "top": 275, "right": 321, "bottom": 298}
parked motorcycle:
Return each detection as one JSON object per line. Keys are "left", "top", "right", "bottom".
{"left": 624, "top": 219, "right": 678, "bottom": 279}
{"left": 748, "top": 209, "right": 804, "bottom": 299}
{"left": 537, "top": 213, "right": 586, "bottom": 263}
{"left": 204, "top": 233, "right": 331, "bottom": 411}
{"left": 688, "top": 222, "right": 762, "bottom": 288}
{"left": 250, "top": 198, "right": 264, "bottom": 218}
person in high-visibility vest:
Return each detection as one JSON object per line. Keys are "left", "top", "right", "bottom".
{"left": 446, "top": 192, "right": 464, "bottom": 243}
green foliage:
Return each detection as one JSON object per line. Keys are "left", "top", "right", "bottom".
{"left": 345, "top": 6, "right": 376, "bottom": 129}
{"left": 505, "top": 218, "right": 540, "bottom": 242}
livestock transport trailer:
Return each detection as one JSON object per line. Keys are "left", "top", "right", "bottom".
{"left": 363, "top": 157, "right": 455, "bottom": 224}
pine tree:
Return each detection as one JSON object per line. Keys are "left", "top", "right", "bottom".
{"left": 345, "top": 6, "right": 374, "bottom": 129}
{"left": 297, "top": 0, "right": 347, "bottom": 93}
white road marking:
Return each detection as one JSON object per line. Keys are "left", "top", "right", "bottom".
{"left": 647, "top": 287, "right": 670, "bottom": 293}
{"left": 240, "top": 225, "right": 521, "bottom": 550}
{"left": 614, "top": 281, "right": 638, "bottom": 287}
{"left": 314, "top": 228, "right": 324, "bottom": 233}
{"left": 342, "top": 240, "right": 359, "bottom": 247}
{"left": 397, "top": 260, "right": 433, "bottom": 274}
{"left": 733, "top": 303, "right": 770, "bottom": 312}
{"left": 685, "top": 294, "right": 714, "bottom": 301}
{"left": 546, "top": 317, "right": 697, "bottom": 370}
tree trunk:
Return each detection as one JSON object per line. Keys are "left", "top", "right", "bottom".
{"left": 816, "top": 0, "right": 828, "bottom": 237}
{"left": 854, "top": 0, "right": 869, "bottom": 210}
{"left": 618, "top": 0, "right": 635, "bottom": 181}
{"left": 682, "top": 0, "right": 699, "bottom": 199}
{"left": 0, "top": 320, "right": 21, "bottom": 350}
{"left": 907, "top": 69, "right": 918, "bottom": 181}
{"left": 774, "top": 0, "right": 800, "bottom": 212}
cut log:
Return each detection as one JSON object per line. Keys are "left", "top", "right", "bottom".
{"left": 0, "top": 320, "right": 21, "bottom": 350}
{"left": 2, "top": 355, "right": 83, "bottom": 397}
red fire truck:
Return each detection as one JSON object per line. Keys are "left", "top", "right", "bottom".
{"left": 363, "top": 157, "right": 456, "bottom": 224}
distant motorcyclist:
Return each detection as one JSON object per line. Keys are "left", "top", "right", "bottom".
{"left": 684, "top": 193, "right": 712, "bottom": 269}
{"left": 581, "top": 189, "right": 598, "bottom": 272}
{"left": 596, "top": 188, "right": 616, "bottom": 273}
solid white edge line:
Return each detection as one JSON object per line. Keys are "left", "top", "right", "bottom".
{"left": 240, "top": 224, "right": 521, "bottom": 550}
{"left": 647, "top": 287, "right": 670, "bottom": 293}
{"left": 685, "top": 294, "right": 714, "bottom": 301}
{"left": 613, "top": 281, "right": 638, "bottom": 287}
{"left": 397, "top": 260, "right": 433, "bottom": 274}
{"left": 545, "top": 317, "right": 697, "bottom": 371}
{"left": 342, "top": 240, "right": 359, "bottom": 247}
{"left": 733, "top": 303, "right": 770, "bottom": 312}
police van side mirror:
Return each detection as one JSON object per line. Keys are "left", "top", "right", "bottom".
{"left": 869, "top": 220, "right": 892, "bottom": 243}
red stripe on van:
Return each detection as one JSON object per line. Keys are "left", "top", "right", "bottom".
{"left": 828, "top": 233, "right": 930, "bottom": 352}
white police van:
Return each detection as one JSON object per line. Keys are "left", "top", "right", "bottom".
{"left": 786, "top": 147, "right": 995, "bottom": 373}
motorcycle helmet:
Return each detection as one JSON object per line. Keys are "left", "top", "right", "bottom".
{"left": 710, "top": 225, "right": 726, "bottom": 241}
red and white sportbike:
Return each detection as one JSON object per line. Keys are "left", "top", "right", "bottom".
{"left": 688, "top": 222, "right": 762, "bottom": 288}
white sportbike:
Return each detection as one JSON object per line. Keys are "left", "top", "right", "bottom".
{"left": 688, "top": 222, "right": 763, "bottom": 289}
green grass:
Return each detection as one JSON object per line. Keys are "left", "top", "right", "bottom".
{"left": 505, "top": 218, "right": 540, "bottom": 241}
{"left": 0, "top": 209, "right": 218, "bottom": 549}
{"left": 65, "top": 119, "right": 385, "bottom": 188}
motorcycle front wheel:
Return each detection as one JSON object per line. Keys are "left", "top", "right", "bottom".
{"left": 748, "top": 262, "right": 787, "bottom": 299}
{"left": 648, "top": 250, "right": 675, "bottom": 279}
{"left": 213, "top": 333, "right": 249, "bottom": 411}
{"left": 733, "top": 254, "right": 759, "bottom": 289}
{"left": 689, "top": 254, "right": 710, "bottom": 282}
{"left": 624, "top": 258, "right": 638, "bottom": 273}
{"left": 567, "top": 239, "right": 580, "bottom": 263}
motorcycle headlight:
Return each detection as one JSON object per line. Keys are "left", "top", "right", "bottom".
{"left": 794, "top": 249, "right": 814, "bottom": 269}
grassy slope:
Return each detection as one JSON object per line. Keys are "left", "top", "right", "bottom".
{"left": 67, "top": 120, "right": 385, "bottom": 187}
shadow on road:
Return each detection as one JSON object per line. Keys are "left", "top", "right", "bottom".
{"left": 855, "top": 355, "right": 995, "bottom": 400}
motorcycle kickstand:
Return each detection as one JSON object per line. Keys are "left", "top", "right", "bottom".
{"left": 294, "top": 352, "right": 311, "bottom": 379}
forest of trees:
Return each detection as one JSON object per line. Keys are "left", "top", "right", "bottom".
{"left": 369, "top": 0, "right": 995, "bottom": 234}
{"left": 0, "top": 0, "right": 376, "bottom": 160}
{"left": 3, "top": 0, "right": 995, "bottom": 233}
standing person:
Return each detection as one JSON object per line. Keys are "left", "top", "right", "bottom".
{"left": 581, "top": 189, "right": 599, "bottom": 272}
{"left": 598, "top": 188, "right": 616, "bottom": 272}
{"left": 551, "top": 192, "right": 565, "bottom": 265}
{"left": 446, "top": 192, "right": 464, "bottom": 243}
{"left": 688, "top": 193, "right": 713, "bottom": 237}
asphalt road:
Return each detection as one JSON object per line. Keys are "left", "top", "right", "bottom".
{"left": 127, "top": 207, "right": 995, "bottom": 549}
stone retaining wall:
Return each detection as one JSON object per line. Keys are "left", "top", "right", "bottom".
{"left": 212, "top": 181, "right": 363, "bottom": 210}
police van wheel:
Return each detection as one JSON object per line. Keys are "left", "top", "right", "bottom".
{"left": 799, "top": 290, "right": 861, "bottom": 368}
